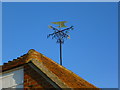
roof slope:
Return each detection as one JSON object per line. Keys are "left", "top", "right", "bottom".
{"left": 2, "top": 49, "right": 99, "bottom": 88}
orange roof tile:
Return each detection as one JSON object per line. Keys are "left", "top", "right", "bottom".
{"left": 2, "top": 49, "right": 99, "bottom": 88}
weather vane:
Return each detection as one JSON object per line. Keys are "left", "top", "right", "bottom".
{"left": 47, "top": 21, "right": 74, "bottom": 65}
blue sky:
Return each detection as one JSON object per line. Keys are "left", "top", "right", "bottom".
{"left": 0, "top": 2, "right": 2, "bottom": 65}
{"left": 2, "top": 2, "right": 118, "bottom": 88}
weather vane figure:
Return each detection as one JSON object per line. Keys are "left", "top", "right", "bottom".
{"left": 47, "top": 21, "right": 74, "bottom": 65}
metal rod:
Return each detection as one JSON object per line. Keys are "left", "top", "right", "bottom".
{"left": 60, "top": 40, "right": 62, "bottom": 65}
{"left": 48, "top": 22, "right": 73, "bottom": 66}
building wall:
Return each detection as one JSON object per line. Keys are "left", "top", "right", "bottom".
{"left": 0, "top": 68, "right": 24, "bottom": 89}
{"left": 24, "top": 64, "right": 54, "bottom": 88}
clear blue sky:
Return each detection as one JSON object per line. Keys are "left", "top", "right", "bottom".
{"left": 2, "top": 2, "right": 118, "bottom": 88}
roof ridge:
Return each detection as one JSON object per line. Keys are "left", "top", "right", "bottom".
{"left": 2, "top": 49, "right": 43, "bottom": 71}
{"left": 3, "top": 53, "right": 28, "bottom": 65}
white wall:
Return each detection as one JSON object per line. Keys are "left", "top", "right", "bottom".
{"left": 0, "top": 68, "right": 24, "bottom": 89}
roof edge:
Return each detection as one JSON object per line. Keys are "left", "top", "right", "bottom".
{"left": 30, "top": 58, "right": 70, "bottom": 88}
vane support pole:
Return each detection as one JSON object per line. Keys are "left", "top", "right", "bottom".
{"left": 60, "top": 40, "right": 62, "bottom": 65}
{"left": 47, "top": 21, "right": 74, "bottom": 66}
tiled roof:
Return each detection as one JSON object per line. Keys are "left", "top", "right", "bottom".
{"left": 2, "top": 49, "right": 99, "bottom": 88}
